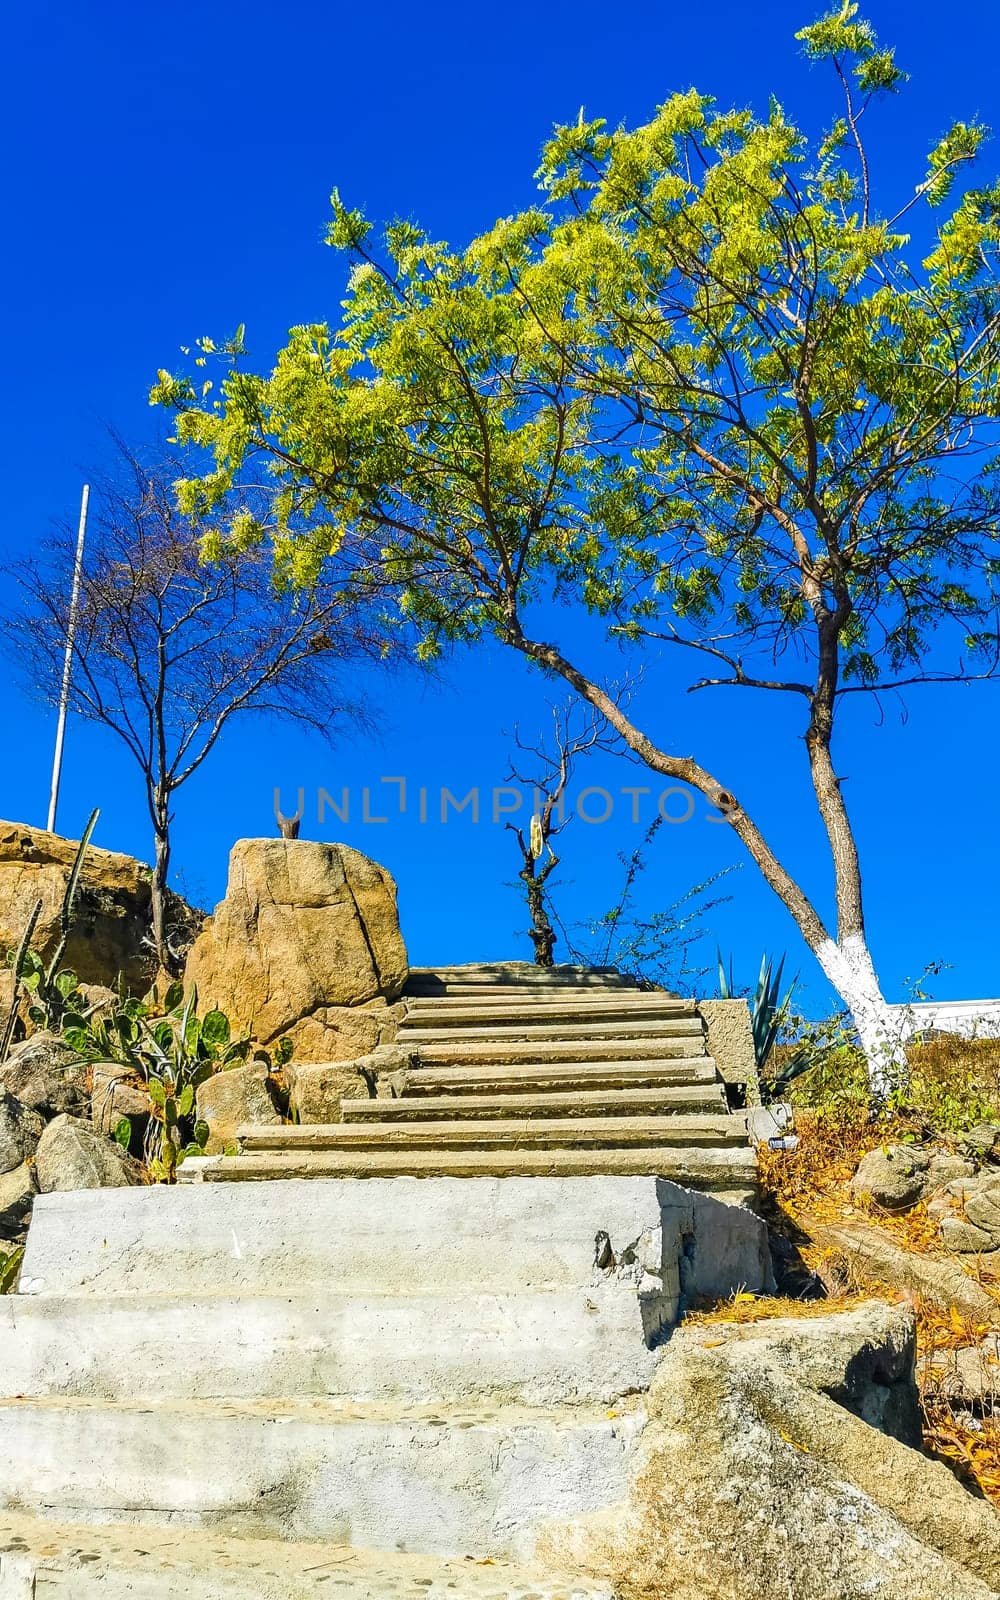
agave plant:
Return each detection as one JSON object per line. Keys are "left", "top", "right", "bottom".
{"left": 718, "top": 949, "right": 811, "bottom": 1102}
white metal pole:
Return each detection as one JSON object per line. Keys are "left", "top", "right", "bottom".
{"left": 46, "top": 484, "right": 90, "bottom": 834}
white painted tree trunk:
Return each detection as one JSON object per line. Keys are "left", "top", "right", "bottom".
{"left": 814, "top": 934, "right": 908, "bottom": 1100}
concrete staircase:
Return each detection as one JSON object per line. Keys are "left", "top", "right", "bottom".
{"left": 196, "top": 964, "right": 758, "bottom": 1201}
{"left": 0, "top": 965, "right": 770, "bottom": 1597}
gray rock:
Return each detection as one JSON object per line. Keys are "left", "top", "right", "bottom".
{"left": 0, "top": 1160, "right": 37, "bottom": 1237}
{"left": 963, "top": 1177, "right": 1000, "bottom": 1240}
{"left": 850, "top": 1144, "right": 930, "bottom": 1211}
{"left": 927, "top": 1153, "right": 977, "bottom": 1189}
{"left": 961, "top": 1122, "right": 1000, "bottom": 1161}
{"left": 807, "top": 1219, "right": 997, "bottom": 1321}
{"left": 927, "top": 1337, "right": 1000, "bottom": 1405}
{"left": 35, "top": 1114, "right": 143, "bottom": 1193}
{"left": 939, "top": 1215, "right": 999, "bottom": 1254}
{"left": 196, "top": 1063, "right": 282, "bottom": 1153}
{"left": 0, "top": 1032, "right": 89, "bottom": 1119}
{"left": 0, "top": 1089, "right": 43, "bottom": 1175}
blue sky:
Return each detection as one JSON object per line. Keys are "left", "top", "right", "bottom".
{"left": 3, "top": 0, "right": 998, "bottom": 1008}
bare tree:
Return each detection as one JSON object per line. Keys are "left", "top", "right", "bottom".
{"left": 2, "top": 442, "right": 396, "bottom": 974}
{"left": 504, "top": 702, "right": 615, "bottom": 965}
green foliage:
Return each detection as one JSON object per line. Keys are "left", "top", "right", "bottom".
{"left": 65, "top": 984, "right": 289, "bottom": 1182}
{"left": 152, "top": 7, "right": 1000, "bottom": 711}
{"left": 718, "top": 949, "right": 810, "bottom": 1099}
{"left": 0, "top": 1246, "right": 23, "bottom": 1296}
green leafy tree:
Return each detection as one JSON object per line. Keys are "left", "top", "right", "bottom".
{"left": 153, "top": 5, "right": 1000, "bottom": 1095}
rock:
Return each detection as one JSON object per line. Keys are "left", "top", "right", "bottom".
{"left": 939, "top": 1215, "right": 999, "bottom": 1253}
{"left": 0, "top": 1089, "right": 43, "bottom": 1175}
{"left": 0, "top": 1160, "right": 37, "bottom": 1237}
{"left": 964, "top": 1177, "right": 1000, "bottom": 1240}
{"left": 926, "top": 1337, "right": 1000, "bottom": 1405}
{"left": 35, "top": 1114, "right": 143, "bottom": 1192}
{"left": 196, "top": 1065, "right": 282, "bottom": 1153}
{"left": 540, "top": 1304, "right": 1000, "bottom": 1600}
{"left": 183, "top": 839, "right": 408, "bottom": 1061}
{"left": 850, "top": 1143, "right": 930, "bottom": 1210}
{"left": 806, "top": 1219, "right": 998, "bottom": 1321}
{"left": 285, "top": 1058, "right": 376, "bottom": 1124}
{"left": 0, "top": 818, "right": 161, "bottom": 991}
{"left": 90, "top": 1063, "right": 151, "bottom": 1140}
{"left": 962, "top": 1122, "right": 1000, "bottom": 1161}
{"left": 279, "top": 1000, "right": 405, "bottom": 1066}
{"left": 0, "top": 1032, "right": 90, "bottom": 1119}
{"left": 927, "top": 1152, "right": 977, "bottom": 1188}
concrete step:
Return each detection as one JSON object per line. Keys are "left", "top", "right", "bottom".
{"left": 402, "top": 997, "right": 697, "bottom": 1027}
{"left": 0, "top": 1512, "right": 615, "bottom": 1600}
{"left": 406, "top": 1039, "right": 708, "bottom": 1068}
{"left": 18, "top": 1176, "right": 704, "bottom": 1297}
{"left": 237, "top": 1113, "right": 749, "bottom": 1154}
{"left": 405, "top": 964, "right": 636, "bottom": 987}
{"left": 0, "top": 1393, "right": 646, "bottom": 1557}
{"left": 400, "top": 1058, "right": 719, "bottom": 1094}
{"left": 179, "top": 1144, "right": 758, "bottom": 1190}
{"left": 342, "top": 1084, "right": 728, "bottom": 1120}
{"left": 0, "top": 1284, "right": 663, "bottom": 1406}
{"left": 399, "top": 1017, "right": 704, "bottom": 1047}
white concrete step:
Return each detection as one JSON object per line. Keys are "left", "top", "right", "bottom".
{"left": 402, "top": 997, "right": 696, "bottom": 1026}
{"left": 400, "top": 1059, "right": 718, "bottom": 1094}
{"left": 179, "top": 1144, "right": 758, "bottom": 1189}
{"left": 399, "top": 1018, "right": 704, "bottom": 1046}
{"left": 0, "top": 1284, "right": 663, "bottom": 1406}
{"left": 237, "top": 1113, "right": 749, "bottom": 1153}
{"left": 0, "top": 1513, "right": 615, "bottom": 1600}
{"left": 342, "top": 1084, "right": 728, "bottom": 1120}
{"left": 0, "top": 1394, "right": 646, "bottom": 1558}
{"left": 17, "top": 1177, "right": 704, "bottom": 1297}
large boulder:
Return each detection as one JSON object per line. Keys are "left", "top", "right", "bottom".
{"left": 0, "top": 1032, "right": 90, "bottom": 1119}
{"left": 0, "top": 819, "right": 158, "bottom": 990}
{"left": 850, "top": 1144, "right": 930, "bottom": 1210}
{"left": 183, "top": 840, "right": 408, "bottom": 1062}
{"left": 35, "top": 1114, "right": 143, "bottom": 1192}
{"left": 0, "top": 1160, "right": 37, "bottom": 1237}
{"left": 540, "top": 1303, "right": 1000, "bottom": 1600}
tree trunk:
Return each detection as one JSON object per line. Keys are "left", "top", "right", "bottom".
{"left": 521, "top": 851, "right": 557, "bottom": 967}
{"left": 812, "top": 934, "right": 908, "bottom": 1100}
{"left": 508, "top": 626, "right": 904, "bottom": 1097}
{"left": 151, "top": 817, "right": 176, "bottom": 977}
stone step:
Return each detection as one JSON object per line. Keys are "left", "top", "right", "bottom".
{"left": 400, "top": 1058, "right": 718, "bottom": 1094}
{"left": 237, "top": 1113, "right": 749, "bottom": 1154}
{"left": 18, "top": 1176, "right": 707, "bottom": 1297}
{"left": 405, "top": 1038, "right": 708, "bottom": 1067}
{"left": 405, "top": 964, "right": 636, "bottom": 987}
{"left": 179, "top": 1144, "right": 758, "bottom": 1190}
{"left": 0, "top": 1393, "right": 646, "bottom": 1557}
{"left": 402, "top": 996, "right": 697, "bottom": 1027}
{"left": 342, "top": 1084, "right": 728, "bottom": 1120}
{"left": 0, "top": 1513, "right": 615, "bottom": 1600}
{"left": 399, "top": 1017, "right": 704, "bottom": 1046}
{"left": 0, "top": 1284, "right": 663, "bottom": 1406}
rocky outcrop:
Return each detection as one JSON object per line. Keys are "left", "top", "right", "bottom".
{"left": 541, "top": 1303, "right": 1000, "bottom": 1600}
{"left": 0, "top": 819, "right": 158, "bottom": 990}
{"left": 34, "top": 1115, "right": 143, "bottom": 1192}
{"left": 183, "top": 839, "right": 408, "bottom": 1062}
